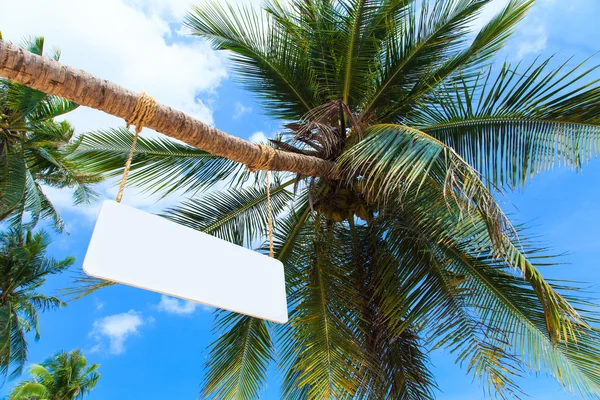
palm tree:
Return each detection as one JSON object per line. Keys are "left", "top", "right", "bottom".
{"left": 8, "top": 350, "right": 100, "bottom": 400}
{"left": 0, "top": 33, "right": 99, "bottom": 231}
{"left": 2, "top": 1, "right": 600, "bottom": 398}
{"left": 0, "top": 229, "right": 73, "bottom": 383}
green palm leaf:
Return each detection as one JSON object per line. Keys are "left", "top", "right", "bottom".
{"left": 413, "top": 57, "right": 600, "bottom": 188}
{"left": 201, "top": 199, "right": 313, "bottom": 400}
{"left": 72, "top": 128, "right": 243, "bottom": 197}
{"left": 403, "top": 0, "right": 533, "bottom": 112}
{"left": 279, "top": 222, "right": 364, "bottom": 400}
{"left": 163, "top": 178, "right": 295, "bottom": 245}
{"left": 202, "top": 313, "right": 273, "bottom": 400}
{"left": 8, "top": 381, "right": 49, "bottom": 399}
{"left": 344, "top": 224, "right": 438, "bottom": 400}
{"left": 361, "top": 0, "right": 532, "bottom": 121}
{"left": 338, "top": 123, "right": 513, "bottom": 247}
{"left": 28, "top": 96, "right": 78, "bottom": 122}
{"left": 378, "top": 184, "right": 600, "bottom": 398}
{"left": 185, "top": 2, "right": 318, "bottom": 120}
{"left": 0, "top": 154, "right": 26, "bottom": 220}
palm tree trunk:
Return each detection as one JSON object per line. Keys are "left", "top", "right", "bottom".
{"left": 0, "top": 40, "right": 337, "bottom": 179}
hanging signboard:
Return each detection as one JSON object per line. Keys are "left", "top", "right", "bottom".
{"left": 83, "top": 200, "right": 288, "bottom": 323}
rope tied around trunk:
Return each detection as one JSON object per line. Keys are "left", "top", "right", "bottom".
{"left": 116, "top": 93, "right": 158, "bottom": 203}
{"left": 247, "top": 144, "right": 276, "bottom": 258}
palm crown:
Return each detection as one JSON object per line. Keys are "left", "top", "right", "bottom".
{"left": 0, "top": 34, "right": 100, "bottom": 232}
{"left": 72, "top": 0, "right": 600, "bottom": 399}
{"left": 0, "top": 229, "right": 73, "bottom": 382}
{"left": 8, "top": 349, "right": 100, "bottom": 400}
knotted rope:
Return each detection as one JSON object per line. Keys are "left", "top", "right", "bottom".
{"left": 247, "top": 144, "right": 276, "bottom": 258}
{"left": 116, "top": 93, "right": 158, "bottom": 203}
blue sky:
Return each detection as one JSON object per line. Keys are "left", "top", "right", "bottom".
{"left": 1, "top": 0, "right": 600, "bottom": 399}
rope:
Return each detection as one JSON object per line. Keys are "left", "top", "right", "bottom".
{"left": 116, "top": 93, "right": 158, "bottom": 203}
{"left": 247, "top": 144, "right": 276, "bottom": 258}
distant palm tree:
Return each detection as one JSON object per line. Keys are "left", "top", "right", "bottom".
{"left": 0, "top": 229, "right": 73, "bottom": 382}
{"left": 8, "top": 350, "right": 100, "bottom": 400}
{"left": 0, "top": 33, "right": 99, "bottom": 231}
{"left": 20, "top": 0, "right": 600, "bottom": 398}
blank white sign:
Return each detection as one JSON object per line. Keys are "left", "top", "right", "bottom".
{"left": 83, "top": 200, "right": 288, "bottom": 323}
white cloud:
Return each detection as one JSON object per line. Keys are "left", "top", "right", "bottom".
{"left": 156, "top": 295, "right": 203, "bottom": 315}
{"left": 91, "top": 310, "right": 146, "bottom": 355}
{"left": 0, "top": 0, "right": 227, "bottom": 133}
{"left": 249, "top": 131, "right": 268, "bottom": 143}
{"left": 475, "top": 0, "right": 556, "bottom": 60}
{"left": 517, "top": 25, "right": 548, "bottom": 58}
{"left": 233, "top": 101, "right": 252, "bottom": 120}
{"left": 510, "top": 0, "right": 552, "bottom": 60}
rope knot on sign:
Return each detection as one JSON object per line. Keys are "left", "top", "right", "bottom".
{"left": 247, "top": 144, "right": 276, "bottom": 258}
{"left": 116, "top": 93, "right": 158, "bottom": 203}
{"left": 247, "top": 144, "right": 275, "bottom": 172}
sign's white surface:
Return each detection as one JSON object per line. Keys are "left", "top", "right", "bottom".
{"left": 83, "top": 200, "right": 288, "bottom": 323}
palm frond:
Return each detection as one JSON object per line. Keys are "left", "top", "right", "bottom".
{"left": 279, "top": 222, "right": 363, "bottom": 400}
{"left": 366, "top": 0, "right": 533, "bottom": 121}
{"left": 379, "top": 183, "right": 600, "bottom": 398}
{"left": 338, "top": 123, "right": 513, "bottom": 247}
{"left": 186, "top": 2, "right": 318, "bottom": 120}
{"left": 9, "top": 350, "right": 100, "bottom": 399}
{"left": 71, "top": 128, "right": 243, "bottom": 197}
{"left": 7, "top": 314, "right": 27, "bottom": 380}
{"left": 7, "top": 381, "right": 48, "bottom": 400}
{"left": 270, "top": 200, "right": 312, "bottom": 265}
{"left": 163, "top": 178, "right": 295, "bottom": 246}
{"left": 448, "top": 244, "right": 600, "bottom": 397}
{"left": 455, "top": 0, "right": 533, "bottom": 70}
{"left": 412, "top": 57, "right": 600, "bottom": 189}
{"left": 346, "top": 223, "right": 438, "bottom": 400}
{"left": 5, "top": 81, "right": 46, "bottom": 119}
{"left": 361, "top": 0, "right": 494, "bottom": 119}
{"left": 60, "top": 272, "right": 116, "bottom": 301}
{"left": 0, "top": 153, "right": 26, "bottom": 220}
{"left": 202, "top": 312, "right": 273, "bottom": 400}
{"left": 357, "top": 327, "right": 437, "bottom": 400}
{"left": 412, "top": 0, "right": 533, "bottom": 99}
{"left": 23, "top": 172, "right": 66, "bottom": 232}
{"left": 28, "top": 96, "right": 78, "bottom": 122}
{"left": 0, "top": 228, "right": 74, "bottom": 384}
{"left": 336, "top": 0, "right": 412, "bottom": 106}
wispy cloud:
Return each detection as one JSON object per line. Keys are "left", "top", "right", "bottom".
{"left": 94, "top": 298, "right": 104, "bottom": 311}
{"left": 233, "top": 101, "right": 252, "bottom": 120}
{"left": 90, "top": 310, "right": 146, "bottom": 355}
{"left": 249, "top": 131, "right": 268, "bottom": 143}
{"left": 156, "top": 295, "right": 213, "bottom": 315}
{"left": 517, "top": 25, "right": 548, "bottom": 58}
{"left": 156, "top": 295, "right": 197, "bottom": 315}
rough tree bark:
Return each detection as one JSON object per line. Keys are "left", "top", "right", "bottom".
{"left": 0, "top": 40, "right": 337, "bottom": 179}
